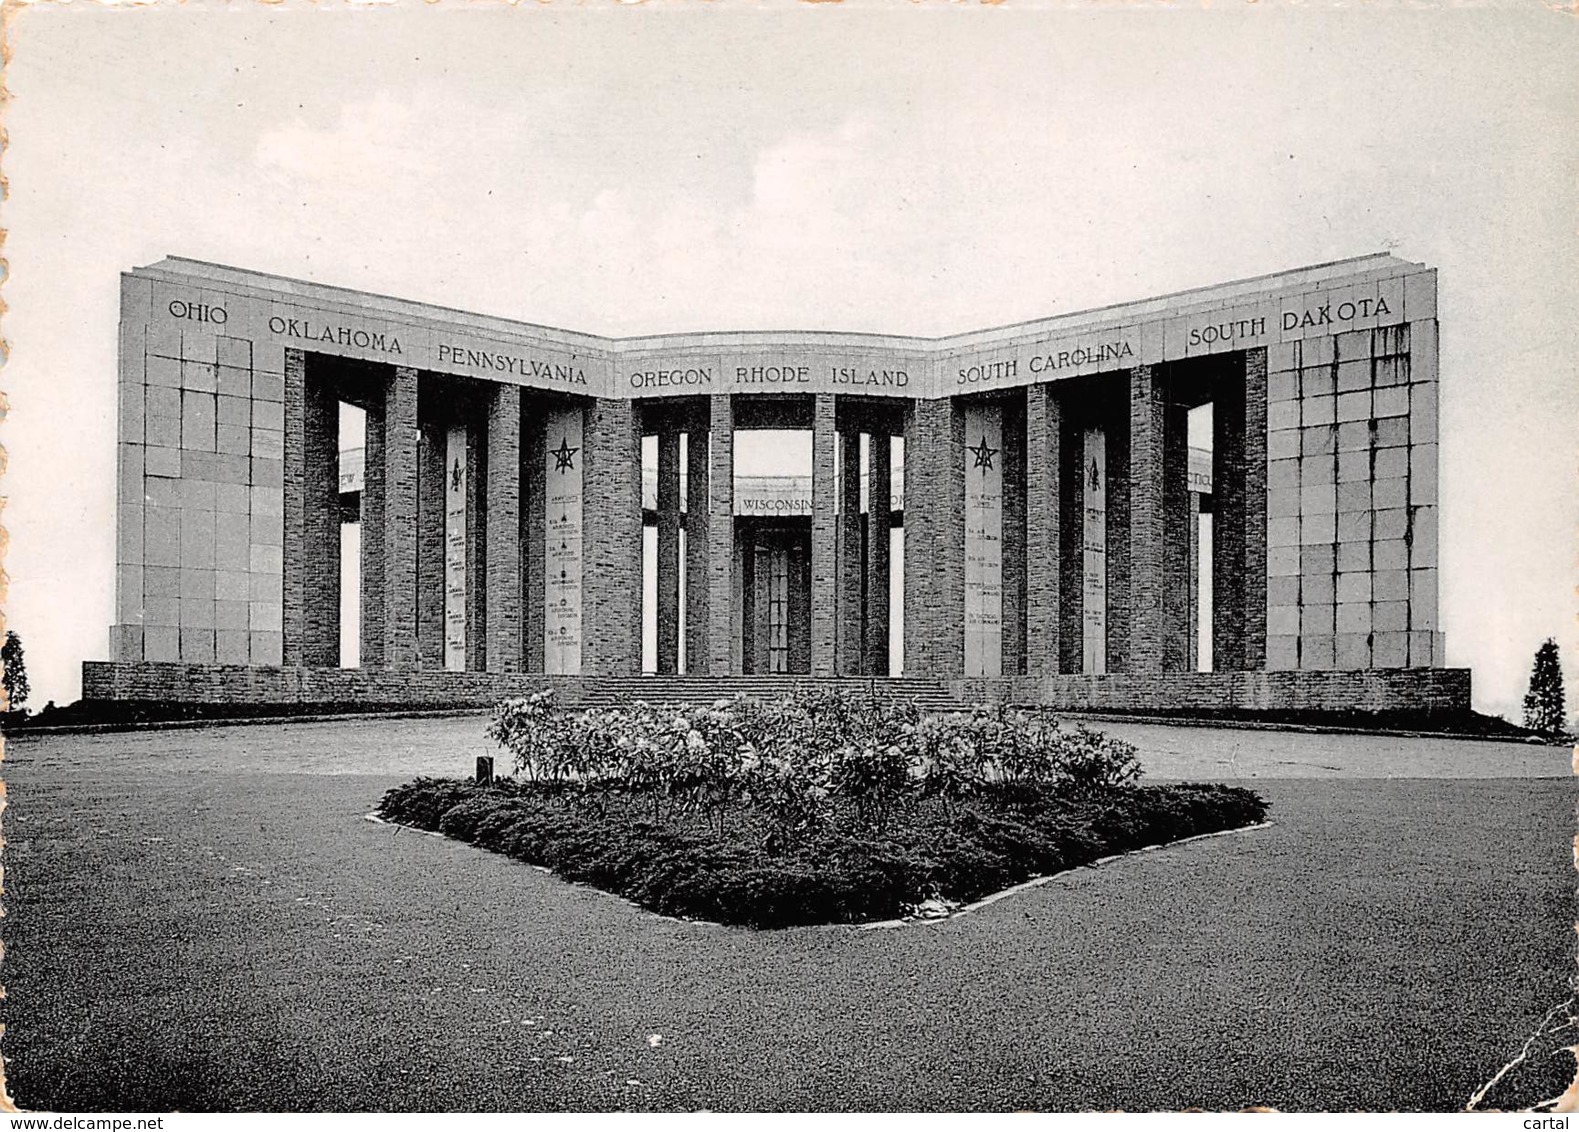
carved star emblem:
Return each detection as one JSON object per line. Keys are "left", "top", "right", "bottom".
{"left": 450, "top": 458, "right": 463, "bottom": 491}
{"left": 552, "top": 436, "right": 579, "bottom": 473}
{"left": 969, "top": 436, "right": 998, "bottom": 472}
{"left": 1088, "top": 458, "right": 1101, "bottom": 492}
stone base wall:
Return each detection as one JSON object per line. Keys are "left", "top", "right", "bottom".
{"left": 953, "top": 667, "right": 1470, "bottom": 714}
{"left": 79, "top": 662, "right": 952, "bottom": 710}
{"left": 84, "top": 660, "right": 1470, "bottom": 717}
{"left": 82, "top": 661, "right": 554, "bottom": 706}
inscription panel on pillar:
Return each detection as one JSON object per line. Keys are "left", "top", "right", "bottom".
{"left": 444, "top": 425, "right": 468, "bottom": 672}
{"left": 1082, "top": 428, "right": 1108, "bottom": 675}
{"left": 544, "top": 407, "right": 584, "bottom": 675}
{"left": 964, "top": 405, "right": 1004, "bottom": 678}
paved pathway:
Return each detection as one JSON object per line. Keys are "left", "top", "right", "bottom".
{"left": 2, "top": 717, "right": 1573, "bottom": 1111}
{"left": 9, "top": 711, "right": 1568, "bottom": 781}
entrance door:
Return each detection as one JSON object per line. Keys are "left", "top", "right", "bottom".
{"left": 741, "top": 521, "right": 812, "bottom": 674}
{"left": 766, "top": 543, "right": 790, "bottom": 673}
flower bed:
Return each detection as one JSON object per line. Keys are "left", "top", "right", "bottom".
{"left": 379, "top": 690, "right": 1269, "bottom": 929}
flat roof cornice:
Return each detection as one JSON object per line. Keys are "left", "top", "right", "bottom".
{"left": 135, "top": 251, "right": 1423, "bottom": 352}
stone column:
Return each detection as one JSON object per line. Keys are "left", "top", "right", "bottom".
{"left": 416, "top": 413, "right": 446, "bottom": 669}
{"left": 810, "top": 393, "right": 838, "bottom": 676}
{"left": 1105, "top": 392, "right": 1132, "bottom": 673}
{"left": 1128, "top": 365, "right": 1167, "bottom": 672}
{"left": 655, "top": 429, "right": 682, "bottom": 674}
{"left": 1187, "top": 490, "right": 1202, "bottom": 672}
{"left": 1059, "top": 412, "right": 1085, "bottom": 675}
{"left": 837, "top": 428, "right": 864, "bottom": 675}
{"left": 902, "top": 397, "right": 965, "bottom": 678}
{"left": 902, "top": 403, "right": 930, "bottom": 676}
{"left": 1129, "top": 365, "right": 1193, "bottom": 673}
{"left": 583, "top": 398, "right": 643, "bottom": 675}
{"left": 1242, "top": 349, "right": 1269, "bottom": 671}
{"left": 282, "top": 347, "right": 308, "bottom": 666}
{"left": 865, "top": 431, "right": 892, "bottom": 676}
{"left": 485, "top": 384, "right": 522, "bottom": 673}
{"left": 1025, "top": 385, "right": 1063, "bottom": 677}
{"left": 707, "top": 395, "right": 736, "bottom": 673}
{"left": 382, "top": 367, "right": 420, "bottom": 669}
{"left": 1161, "top": 395, "right": 1192, "bottom": 672}
{"left": 359, "top": 394, "right": 387, "bottom": 667}
{"left": 1213, "top": 351, "right": 1269, "bottom": 672}
{"left": 284, "top": 351, "right": 340, "bottom": 668}
{"left": 685, "top": 419, "right": 711, "bottom": 673}
{"left": 523, "top": 409, "right": 546, "bottom": 674}
{"left": 1001, "top": 400, "right": 1027, "bottom": 677}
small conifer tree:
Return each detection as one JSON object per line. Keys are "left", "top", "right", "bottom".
{"left": 1522, "top": 638, "right": 1567, "bottom": 735}
{"left": 2, "top": 631, "right": 29, "bottom": 715}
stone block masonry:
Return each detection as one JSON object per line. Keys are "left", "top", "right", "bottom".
{"left": 1128, "top": 366, "right": 1174, "bottom": 670}
{"left": 706, "top": 394, "right": 735, "bottom": 674}
{"left": 285, "top": 351, "right": 339, "bottom": 667}
{"left": 837, "top": 427, "right": 863, "bottom": 675}
{"left": 1102, "top": 388, "right": 1132, "bottom": 673}
{"left": 1212, "top": 350, "right": 1269, "bottom": 672}
{"left": 98, "top": 255, "right": 1464, "bottom": 715}
{"left": 581, "top": 398, "right": 643, "bottom": 676}
{"left": 810, "top": 394, "right": 838, "bottom": 676}
{"left": 79, "top": 661, "right": 1470, "bottom": 720}
{"left": 1000, "top": 398, "right": 1028, "bottom": 678}
{"left": 359, "top": 393, "right": 387, "bottom": 667}
{"left": 485, "top": 384, "right": 522, "bottom": 673}
{"left": 522, "top": 410, "right": 547, "bottom": 675}
{"left": 904, "top": 397, "right": 964, "bottom": 678}
{"left": 1265, "top": 327, "right": 1432, "bottom": 672}
{"left": 1024, "top": 385, "right": 1063, "bottom": 677}
{"left": 954, "top": 667, "right": 1470, "bottom": 716}
{"left": 416, "top": 409, "right": 447, "bottom": 669}
{"left": 685, "top": 418, "right": 712, "bottom": 674}
{"left": 117, "top": 314, "right": 288, "bottom": 669}
{"left": 382, "top": 368, "right": 421, "bottom": 670}
{"left": 866, "top": 430, "right": 893, "bottom": 677}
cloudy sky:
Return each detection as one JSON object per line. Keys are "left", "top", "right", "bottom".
{"left": 4, "top": 5, "right": 1576, "bottom": 716}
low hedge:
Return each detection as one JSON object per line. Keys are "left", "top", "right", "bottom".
{"left": 379, "top": 777, "right": 1268, "bottom": 929}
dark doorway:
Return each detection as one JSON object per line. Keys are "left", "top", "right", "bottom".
{"left": 739, "top": 519, "right": 811, "bottom": 674}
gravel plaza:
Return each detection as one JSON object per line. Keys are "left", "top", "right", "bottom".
{"left": 2, "top": 715, "right": 1570, "bottom": 1112}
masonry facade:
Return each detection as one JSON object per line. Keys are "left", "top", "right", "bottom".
{"left": 88, "top": 254, "right": 1465, "bottom": 713}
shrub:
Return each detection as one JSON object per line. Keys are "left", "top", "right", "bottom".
{"left": 377, "top": 774, "right": 1270, "bottom": 930}
{"left": 380, "top": 777, "right": 481, "bottom": 830}
{"left": 417, "top": 693, "right": 1266, "bottom": 927}
{"left": 482, "top": 690, "right": 1146, "bottom": 851}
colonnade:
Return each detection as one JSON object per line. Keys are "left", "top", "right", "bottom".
{"left": 646, "top": 393, "right": 898, "bottom": 677}
{"left": 281, "top": 349, "right": 1267, "bottom": 681}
